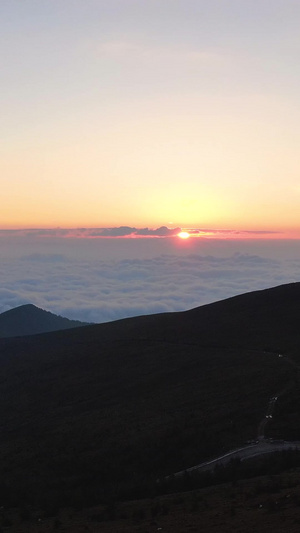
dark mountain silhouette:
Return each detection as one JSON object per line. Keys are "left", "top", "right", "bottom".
{"left": 0, "top": 282, "right": 299, "bottom": 508}
{"left": 0, "top": 304, "right": 89, "bottom": 338}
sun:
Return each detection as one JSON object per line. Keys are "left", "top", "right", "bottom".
{"left": 178, "top": 231, "right": 190, "bottom": 239}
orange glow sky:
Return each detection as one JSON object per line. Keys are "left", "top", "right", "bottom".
{"left": 1, "top": 1, "right": 300, "bottom": 236}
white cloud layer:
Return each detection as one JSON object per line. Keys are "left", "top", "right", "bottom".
{"left": 1, "top": 236, "right": 300, "bottom": 323}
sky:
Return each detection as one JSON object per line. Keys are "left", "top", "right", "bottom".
{"left": 1, "top": 1, "right": 300, "bottom": 322}
{"left": 1, "top": 0, "right": 300, "bottom": 233}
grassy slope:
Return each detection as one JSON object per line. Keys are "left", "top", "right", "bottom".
{"left": 0, "top": 283, "right": 299, "bottom": 505}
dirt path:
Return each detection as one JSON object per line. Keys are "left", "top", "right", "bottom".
{"left": 257, "top": 353, "right": 300, "bottom": 440}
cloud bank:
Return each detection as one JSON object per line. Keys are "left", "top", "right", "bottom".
{"left": 0, "top": 226, "right": 182, "bottom": 239}
{"left": 1, "top": 237, "right": 300, "bottom": 323}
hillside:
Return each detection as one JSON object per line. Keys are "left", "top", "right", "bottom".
{"left": 0, "top": 283, "right": 299, "bottom": 510}
{"left": 0, "top": 304, "right": 89, "bottom": 337}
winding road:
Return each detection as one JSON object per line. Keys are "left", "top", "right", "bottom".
{"left": 166, "top": 351, "right": 300, "bottom": 479}
{"left": 168, "top": 440, "right": 300, "bottom": 478}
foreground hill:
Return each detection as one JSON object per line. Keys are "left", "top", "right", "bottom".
{"left": 0, "top": 304, "right": 89, "bottom": 337}
{"left": 0, "top": 283, "right": 299, "bottom": 509}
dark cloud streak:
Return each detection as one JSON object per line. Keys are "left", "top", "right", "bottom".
{"left": 0, "top": 226, "right": 281, "bottom": 239}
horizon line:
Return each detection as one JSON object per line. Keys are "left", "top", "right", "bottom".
{"left": 0, "top": 225, "right": 298, "bottom": 240}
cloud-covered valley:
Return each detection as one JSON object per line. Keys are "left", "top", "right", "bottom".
{"left": 1, "top": 236, "right": 300, "bottom": 323}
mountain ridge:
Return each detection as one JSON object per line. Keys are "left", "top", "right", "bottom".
{"left": 0, "top": 303, "right": 90, "bottom": 338}
{"left": 46, "top": 280, "right": 298, "bottom": 353}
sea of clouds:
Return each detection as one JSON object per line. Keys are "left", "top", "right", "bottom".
{"left": 1, "top": 233, "right": 300, "bottom": 323}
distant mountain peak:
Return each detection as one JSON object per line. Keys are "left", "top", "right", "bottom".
{"left": 0, "top": 304, "right": 89, "bottom": 338}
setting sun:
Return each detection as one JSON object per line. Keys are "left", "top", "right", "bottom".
{"left": 178, "top": 231, "right": 190, "bottom": 239}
